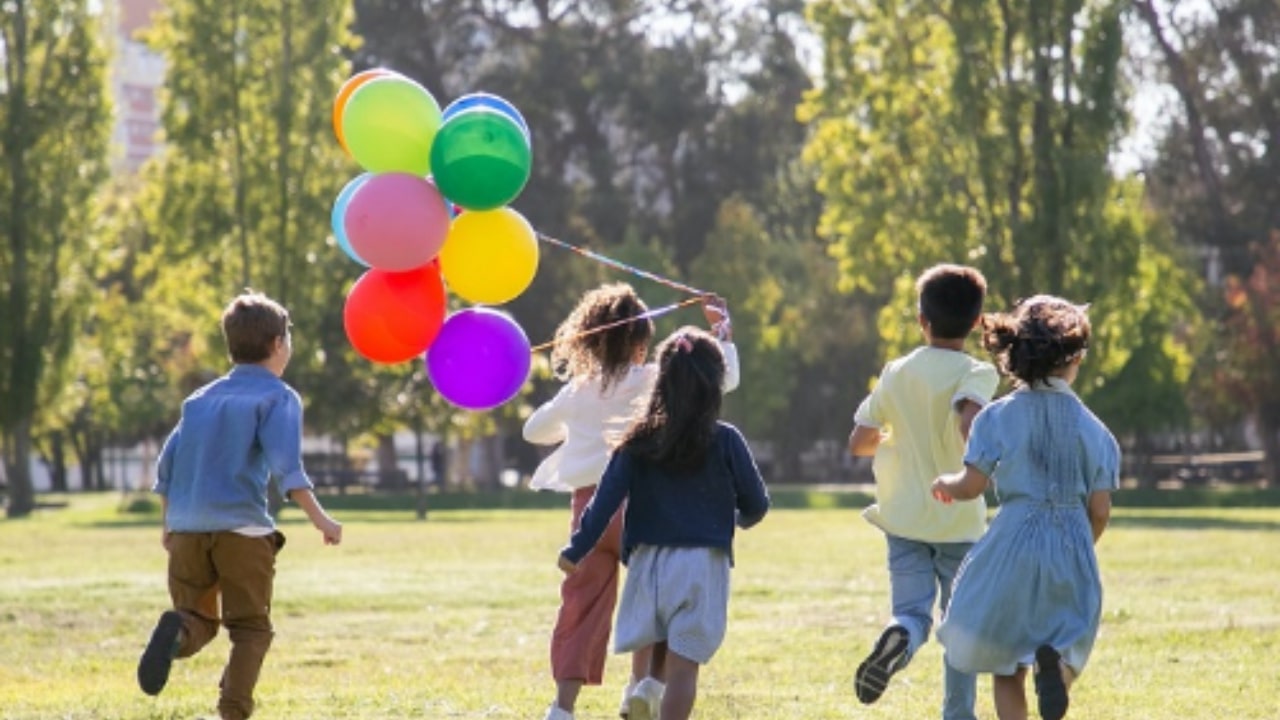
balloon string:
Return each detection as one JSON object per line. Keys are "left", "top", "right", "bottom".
{"left": 529, "top": 296, "right": 707, "bottom": 354}
{"left": 535, "top": 232, "right": 708, "bottom": 296}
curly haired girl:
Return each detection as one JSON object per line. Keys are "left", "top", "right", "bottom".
{"left": 932, "top": 296, "right": 1120, "bottom": 720}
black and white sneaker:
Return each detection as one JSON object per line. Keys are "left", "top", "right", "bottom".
{"left": 1034, "top": 644, "right": 1070, "bottom": 720}
{"left": 138, "top": 610, "right": 184, "bottom": 696}
{"left": 854, "top": 625, "right": 910, "bottom": 704}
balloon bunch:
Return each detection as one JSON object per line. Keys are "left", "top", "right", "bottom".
{"left": 331, "top": 69, "right": 537, "bottom": 411}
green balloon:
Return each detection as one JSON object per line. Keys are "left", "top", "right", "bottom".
{"left": 429, "top": 108, "right": 532, "bottom": 210}
{"left": 342, "top": 76, "right": 442, "bottom": 175}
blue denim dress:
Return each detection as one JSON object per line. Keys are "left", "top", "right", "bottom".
{"left": 937, "top": 378, "right": 1120, "bottom": 676}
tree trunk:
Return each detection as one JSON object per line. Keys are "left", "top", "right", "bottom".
{"left": 47, "top": 431, "right": 67, "bottom": 492}
{"left": 413, "top": 418, "right": 428, "bottom": 520}
{"left": 4, "top": 419, "right": 36, "bottom": 517}
{"left": 376, "top": 433, "right": 401, "bottom": 490}
{"left": 1260, "top": 412, "right": 1280, "bottom": 488}
{"left": 89, "top": 432, "right": 105, "bottom": 491}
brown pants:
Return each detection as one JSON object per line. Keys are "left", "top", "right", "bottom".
{"left": 167, "top": 531, "right": 282, "bottom": 720}
{"left": 551, "top": 486, "right": 625, "bottom": 684}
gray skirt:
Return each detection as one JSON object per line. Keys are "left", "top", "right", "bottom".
{"left": 615, "top": 545, "right": 731, "bottom": 665}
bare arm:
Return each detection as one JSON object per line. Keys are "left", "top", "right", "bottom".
{"left": 848, "top": 424, "right": 882, "bottom": 457}
{"left": 288, "top": 488, "right": 343, "bottom": 545}
{"left": 956, "top": 398, "right": 982, "bottom": 442}
{"left": 1087, "top": 491, "right": 1111, "bottom": 543}
{"left": 932, "top": 464, "right": 990, "bottom": 503}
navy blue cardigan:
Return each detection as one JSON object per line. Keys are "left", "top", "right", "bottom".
{"left": 561, "top": 422, "right": 770, "bottom": 566}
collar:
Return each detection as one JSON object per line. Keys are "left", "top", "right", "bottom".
{"left": 230, "top": 363, "right": 278, "bottom": 379}
{"left": 1026, "top": 376, "right": 1075, "bottom": 394}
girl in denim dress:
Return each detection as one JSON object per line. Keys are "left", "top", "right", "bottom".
{"left": 932, "top": 296, "right": 1119, "bottom": 720}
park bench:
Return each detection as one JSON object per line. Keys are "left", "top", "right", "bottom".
{"left": 1147, "top": 451, "right": 1264, "bottom": 487}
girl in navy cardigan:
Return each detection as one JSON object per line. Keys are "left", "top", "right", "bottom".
{"left": 559, "top": 327, "right": 769, "bottom": 720}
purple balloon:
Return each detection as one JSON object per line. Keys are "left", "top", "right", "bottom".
{"left": 426, "top": 308, "right": 531, "bottom": 411}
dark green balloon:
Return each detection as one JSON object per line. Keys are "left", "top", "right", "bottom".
{"left": 429, "top": 108, "right": 532, "bottom": 211}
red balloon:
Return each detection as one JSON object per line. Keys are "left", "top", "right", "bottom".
{"left": 343, "top": 265, "right": 447, "bottom": 364}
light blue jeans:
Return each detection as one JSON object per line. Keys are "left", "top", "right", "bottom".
{"left": 885, "top": 534, "right": 976, "bottom": 720}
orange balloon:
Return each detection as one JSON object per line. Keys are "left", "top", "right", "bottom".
{"left": 332, "top": 69, "right": 392, "bottom": 152}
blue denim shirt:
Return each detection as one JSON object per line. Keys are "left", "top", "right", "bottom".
{"left": 562, "top": 422, "right": 770, "bottom": 566}
{"left": 154, "top": 364, "right": 314, "bottom": 532}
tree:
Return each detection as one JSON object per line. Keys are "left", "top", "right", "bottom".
{"left": 1132, "top": 0, "right": 1280, "bottom": 483}
{"left": 138, "top": 0, "right": 394, "bottom": 449}
{"left": 0, "top": 0, "right": 112, "bottom": 516}
{"left": 801, "top": 0, "right": 1197, "bottom": 446}
{"left": 353, "top": 0, "right": 839, "bottom": 476}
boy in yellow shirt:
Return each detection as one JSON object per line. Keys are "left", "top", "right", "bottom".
{"left": 848, "top": 264, "right": 998, "bottom": 720}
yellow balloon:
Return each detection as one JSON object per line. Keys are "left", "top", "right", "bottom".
{"left": 440, "top": 207, "right": 539, "bottom": 304}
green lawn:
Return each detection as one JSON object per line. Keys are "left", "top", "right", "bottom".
{"left": 1, "top": 492, "right": 1278, "bottom": 719}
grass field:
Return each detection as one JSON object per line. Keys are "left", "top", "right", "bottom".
{"left": 1, "top": 490, "right": 1278, "bottom": 719}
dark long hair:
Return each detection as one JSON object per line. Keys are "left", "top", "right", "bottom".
{"left": 620, "top": 327, "right": 725, "bottom": 472}
{"left": 982, "top": 295, "right": 1091, "bottom": 386}
{"left": 551, "top": 283, "right": 654, "bottom": 393}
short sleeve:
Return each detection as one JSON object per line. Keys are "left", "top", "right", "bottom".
{"left": 1088, "top": 427, "right": 1122, "bottom": 493}
{"left": 962, "top": 404, "right": 1001, "bottom": 476}
{"left": 953, "top": 361, "right": 999, "bottom": 410}
{"left": 853, "top": 373, "right": 887, "bottom": 428}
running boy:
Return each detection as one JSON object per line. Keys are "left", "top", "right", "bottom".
{"left": 847, "top": 264, "right": 998, "bottom": 720}
{"left": 137, "top": 291, "right": 342, "bottom": 720}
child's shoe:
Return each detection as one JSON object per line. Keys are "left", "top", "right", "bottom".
{"left": 854, "top": 624, "right": 910, "bottom": 704}
{"left": 1034, "top": 645, "right": 1069, "bottom": 720}
{"left": 137, "top": 610, "right": 184, "bottom": 695}
{"left": 542, "top": 704, "right": 574, "bottom": 720}
{"left": 624, "top": 677, "right": 664, "bottom": 720}
{"left": 619, "top": 679, "right": 636, "bottom": 718}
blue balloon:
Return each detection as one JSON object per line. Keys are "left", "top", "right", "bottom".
{"left": 442, "top": 92, "right": 531, "bottom": 144}
{"left": 331, "top": 173, "right": 372, "bottom": 266}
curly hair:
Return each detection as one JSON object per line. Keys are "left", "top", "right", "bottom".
{"left": 551, "top": 283, "right": 655, "bottom": 393}
{"left": 621, "top": 327, "right": 726, "bottom": 472}
{"left": 982, "top": 295, "right": 1091, "bottom": 386}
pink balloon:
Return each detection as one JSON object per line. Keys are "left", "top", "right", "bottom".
{"left": 343, "top": 173, "right": 450, "bottom": 271}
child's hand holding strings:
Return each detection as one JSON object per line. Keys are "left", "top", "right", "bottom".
{"left": 701, "top": 294, "right": 732, "bottom": 340}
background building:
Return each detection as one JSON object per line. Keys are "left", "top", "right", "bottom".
{"left": 108, "top": 0, "right": 163, "bottom": 173}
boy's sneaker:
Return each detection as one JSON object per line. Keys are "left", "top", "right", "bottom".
{"left": 137, "top": 610, "right": 184, "bottom": 695}
{"left": 542, "top": 704, "right": 574, "bottom": 720}
{"left": 854, "top": 625, "right": 910, "bottom": 704}
{"left": 1034, "top": 645, "right": 1069, "bottom": 720}
{"left": 624, "top": 677, "right": 664, "bottom": 720}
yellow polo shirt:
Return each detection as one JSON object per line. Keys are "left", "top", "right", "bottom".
{"left": 854, "top": 346, "right": 999, "bottom": 543}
